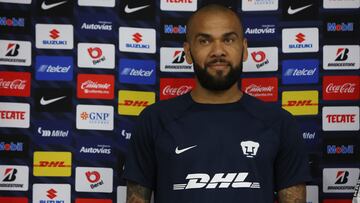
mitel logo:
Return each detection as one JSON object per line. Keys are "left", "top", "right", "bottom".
{"left": 119, "top": 27, "right": 156, "bottom": 53}
{"left": 323, "top": 168, "right": 360, "bottom": 193}
{"left": 242, "top": 47, "right": 278, "bottom": 72}
{"left": 0, "top": 165, "right": 29, "bottom": 191}
{"left": 160, "top": 0, "right": 197, "bottom": 11}
{"left": 119, "top": 59, "right": 156, "bottom": 85}
{"left": 75, "top": 167, "right": 113, "bottom": 193}
{"left": 282, "top": 90, "right": 318, "bottom": 116}
{"left": 35, "top": 56, "right": 73, "bottom": 81}
{"left": 35, "top": 88, "right": 72, "bottom": 112}
{"left": 160, "top": 78, "right": 195, "bottom": 100}
{"left": 33, "top": 184, "right": 70, "bottom": 203}
{"left": 243, "top": 17, "right": 277, "bottom": 41}
{"left": 0, "top": 102, "right": 30, "bottom": 128}
{"left": 0, "top": 40, "right": 31, "bottom": 66}
{"left": 76, "top": 105, "right": 114, "bottom": 131}
{"left": 118, "top": 90, "right": 155, "bottom": 116}
{"left": 78, "top": 43, "right": 115, "bottom": 69}
{"left": 323, "top": 76, "right": 359, "bottom": 100}
{"left": 0, "top": 71, "right": 31, "bottom": 97}
{"left": 36, "top": 24, "right": 73, "bottom": 49}
{"left": 242, "top": 0, "right": 278, "bottom": 11}
{"left": 160, "top": 47, "right": 193, "bottom": 72}
{"left": 322, "top": 106, "right": 359, "bottom": 131}
{"left": 33, "top": 121, "right": 71, "bottom": 145}
{"left": 77, "top": 74, "right": 114, "bottom": 100}
{"left": 323, "top": 45, "right": 359, "bottom": 70}
{"left": 282, "top": 28, "right": 318, "bottom": 53}
{"left": 241, "top": 77, "right": 278, "bottom": 102}
{"left": 282, "top": 59, "right": 319, "bottom": 84}
{"left": 78, "top": 0, "right": 115, "bottom": 7}
{"left": 33, "top": 151, "right": 72, "bottom": 177}
{"left": 37, "top": 126, "right": 69, "bottom": 138}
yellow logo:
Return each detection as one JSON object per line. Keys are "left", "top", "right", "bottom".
{"left": 282, "top": 90, "right": 318, "bottom": 116}
{"left": 33, "top": 151, "right": 72, "bottom": 177}
{"left": 118, "top": 90, "right": 155, "bottom": 116}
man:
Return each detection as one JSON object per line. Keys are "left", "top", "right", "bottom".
{"left": 124, "top": 4, "right": 311, "bottom": 203}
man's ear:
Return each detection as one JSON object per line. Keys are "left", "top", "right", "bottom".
{"left": 242, "top": 38, "right": 248, "bottom": 62}
{"left": 183, "top": 42, "right": 193, "bottom": 64}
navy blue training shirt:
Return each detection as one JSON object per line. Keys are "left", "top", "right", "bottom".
{"left": 123, "top": 92, "right": 311, "bottom": 203}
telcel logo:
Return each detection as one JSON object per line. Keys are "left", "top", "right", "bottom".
{"left": 327, "top": 145, "right": 354, "bottom": 154}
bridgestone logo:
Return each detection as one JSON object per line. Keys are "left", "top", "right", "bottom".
{"left": 0, "top": 58, "right": 26, "bottom": 63}
{"left": 0, "top": 183, "right": 23, "bottom": 188}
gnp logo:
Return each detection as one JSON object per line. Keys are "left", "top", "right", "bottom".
{"left": 78, "top": 0, "right": 115, "bottom": 7}
{"left": 33, "top": 151, "right": 72, "bottom": 177}
{"left": 0, "top": 102, "right": 30, "bottom": 128}
{"left": 119, "top": 59, "right": 156, "bottom": 85}
{"left": 0, "top": 71, "right": 31, "bottom": 97}
{"left": 75, "top": 167, "right": 113, "bottom": 193}
{"left": 78, "top": 43, "right": 115, "bottom": 69}
{"left": 242, "top": 0, "right": 278, "bottom": 11}
{"left": 282, "top": 59, "right": 319, "bottom": 84}
{"left": 323, "top": 45, "right": 359, "bottom": 70}
{"left": 241, "top": 77, "right": 278, "bottom": 102}
{"left": 323, "top": 168, "right": 360, "bottom": 193}
{"left": 76, "top": 105, "right": 114, "bottom": 131}
{"left": 323, "top": 0, "right": 360, "bottom": 9}
{"left": 322, "top": 106, "right": 359, "bottom": 131}
{"left": 160, "top": 0, "right": 197, "bottom": 11}
{"left": 33, "top": 184, "right": 70, "bottom": 203}
{"left": 160, "top": 78, "right": 196, "bottom": 100}
{"left": 119, "top": 27, "right": 156, "bottom": 53}
{"left": 243, "top": 17, "right": 277, "bottom": 41}
{"left": 282, "top": 90, "right": 318, "bottom": 116}
{"left": 160, "top": 47, "right": 193, "bottom": 72}
{"left": 323, "top": 76, "right": 359, "bottom": 100}
{"left": 173, "top": 172, "right": 260, "bottom": 190}
{"left": 77, "top": 74, "right": 114, "bottom": 100}
{"left": 35, "top": 56, "right": 73, "bottom": 81}
{"left": 0, "top": 40, "right": 31, "bottom": 66}
{"left": 242, "top": 47, "right": 278, "bottom": 72}
{"left": 35, "top": 24, "right": 73, "bottom": 49}
{"left": 0, "top": 165, "right": 29, "bottom": 191}
{"left": 118, "top": 90, "right": 155, "bottom": 116}
{"left": 282, "top": 28, "right": 319, "bottom": 53}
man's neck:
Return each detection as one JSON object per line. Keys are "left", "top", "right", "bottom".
{"left": 190, "top": 83, "right": 243, "bottom": 104}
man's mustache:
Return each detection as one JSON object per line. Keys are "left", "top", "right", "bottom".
{"left": 206, "top": 58, "right": 231, "bottom": 66}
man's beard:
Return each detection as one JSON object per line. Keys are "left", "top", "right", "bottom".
{"left": 191, "top": 52, "right": 243, "bottom": 91}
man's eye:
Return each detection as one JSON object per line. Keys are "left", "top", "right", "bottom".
{"left": 199, "top": 39, "right": 209, "bottom": 45}
{"left": 224, "top": 38, "right": 235, "bottom": 44}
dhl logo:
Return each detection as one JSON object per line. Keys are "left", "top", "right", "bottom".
{"left": 282, "top": 91, "right": 318, "bottom": 116}
{"left": 118, "top": 90, "right": 155, "bottom": 116}
{"left": 33, "top": 151, "right": 72, "bottom": 177}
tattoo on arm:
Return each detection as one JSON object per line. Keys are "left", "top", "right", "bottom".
{"left": 126, "top": 181, "right": 152, "bottom": 203}
{"left": 278, "top": 184, "right": 306, "bottom": 203}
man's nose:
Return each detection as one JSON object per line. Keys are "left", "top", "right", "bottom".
{"left": 210, "top": 41, "right": 226, "bottom": 57}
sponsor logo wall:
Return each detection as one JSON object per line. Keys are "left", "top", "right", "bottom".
{"left": 0, "top": 0, "right": 358, "bottom": 202}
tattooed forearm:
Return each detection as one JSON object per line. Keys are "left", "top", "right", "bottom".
{"left": 278, "top": 184, "right": 306, "bottom": 203}
{"left": 126, "top": 181, "right": 152, "bottom": 203}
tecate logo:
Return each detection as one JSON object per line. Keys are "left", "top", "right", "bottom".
{"left": 0, "top": 110, "right": 26, "bottom": 120}
{"left": 326, "top": 114, "right": 356, "bottom": 123}
{"left": 162, "top": 85, "right": 192, "bottom": 96}
{"left": 0, "top": 79, "right": 26, "bottom": 90}
{"left": 325, "top": 83, "right": 356, "bottom": 94}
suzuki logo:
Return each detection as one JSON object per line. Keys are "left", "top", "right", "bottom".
{"left": 49, "top": 29, "right": 60, "bottom": 39}
{"left": 85, "top": 171, "right": 101, "bottom": 183}
{"left": 5, "top": 43, "right": 20, "bottom": 57}
{"left": 47, "top": 188, "right": 57, "bottom": 199}
{"left": 87, "top": 47, "right": 103, "bottom": 59}
{"left": 251, "top": 51, "right": 266, "bottom": 63}
{"left": 240, "top": 141, "right": 260, "bottom": 158}
{"left": 335, "top": 171, "right": 349, "bottom": 184}
{"left": 335, "top": 48, "right": 349, "bottom": 61}
{"left": 296, "top": 33, "right": 305, "bottom": 43}
{"left": 132, "top": 33, "right": 142, "bottom": 43}
{"left": 2, "top": 168, "right": 17, "bottom": 182}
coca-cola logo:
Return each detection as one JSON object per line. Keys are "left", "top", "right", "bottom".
{"left": 81, "top": 80, "right": 111, "bottom": 90}
{"left": 245, "top": 84, "right": 274, "bottom": 93}
{"left": 162, "top": 85, "right": 192, "bottom": 96}
{"left": 0, "top": 79, "right": 26, "bottom": 90}
{"left": 326, "top": 83, "right": 356, "bottom": 94}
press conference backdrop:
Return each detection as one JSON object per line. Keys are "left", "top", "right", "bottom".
{"left": 0, "top": 0, "right": 359, "bottom": 202}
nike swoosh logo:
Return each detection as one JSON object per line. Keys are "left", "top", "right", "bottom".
{"left": 287, "top": 4, "right": 312, "bottom": 15}
{"left": 124, "top": 4, "right": 150, "bottom": 13}
{"left": 175, "top": 145, "right": 197, "bottom": 154}
{"left": 41, "top": 1, "right": 67, "bottom": 10}
{"left": 40, "top": 96, "right": 66, "bottom": 105}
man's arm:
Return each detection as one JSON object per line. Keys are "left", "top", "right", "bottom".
{"left": 278, "top": 183, "right": 306, "bottom": 203}
{"left": 126, "top": 181, "right": 152, "bottom": 203}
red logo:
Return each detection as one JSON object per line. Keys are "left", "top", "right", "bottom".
{"left": 241, "top": 77, "right": 278, "bottom": 102}
{"left": 323, "top": 200, "right": 352, "bottom": 203}
{"left": 5, "top": 43, "right": 20, "bottom": 57}
{"left": 87, "top": 47, "right": 103, "bottom": 59}
{"left": 77, "top": 74, "right": 114, "bottom": 100}
{"left": 49, "top": 29, "right": 60, "bottom": 39}
{"left": 296, "top": 33, "right": 305, "bottom": 43}
{"left": 132, "top": 33, "right": 142, "bottom": 43}
{"left": 0, "top": 197, "right": 28, "bottom": 203}
{"left": 159, "top": 78, "right": 196, "bottom": 100}
{"left": 76, "top": 198, "right": 112, "bottom": 203}
{"left": 0, "top": 71, "right": 31, "bottom": 97}
{"left": 85, "top": 171, "right": 101, "bottom": 183}
{"left": 326, "top": 114, "right": 356, "bottom": 123}
{"left": 0, "top": 111, "right": 26, "bottom": 120}
{"left": 323, "top": 76, "right": 360, "bottom": 100}
{"left": 47, "top": 188, "right": 57, "bottom": 199}
{"left": 250, "top": 51, "right": 266, "bottom": 63}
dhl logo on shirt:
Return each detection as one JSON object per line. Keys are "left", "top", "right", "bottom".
{"left": 33, "top": 151, "right": 72, "bottom": 177}
{"left": 282, "top": 90, "right": 318, "bottom": 116}
{"left": 118, "top": 90, "right": 155, "bottom": 116}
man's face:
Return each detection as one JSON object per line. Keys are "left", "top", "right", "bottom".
{"left": 184, "top": 11, "right": 248, "bottom": 91}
